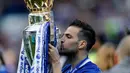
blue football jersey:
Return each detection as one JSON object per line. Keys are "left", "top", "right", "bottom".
{"left": 62, "top": 57, "right": 101, "bottom": 73}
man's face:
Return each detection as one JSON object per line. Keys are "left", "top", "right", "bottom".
{"left": 59, "top": 26, "right": 81, "bottom": 55}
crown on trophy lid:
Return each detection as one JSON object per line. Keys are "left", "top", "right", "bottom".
{"left": 24, "top": 0, "right": 54, "bottom": 12}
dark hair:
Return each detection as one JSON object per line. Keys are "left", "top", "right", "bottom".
{"left": 69, "top": 19, "right": 96, "bottom": 51}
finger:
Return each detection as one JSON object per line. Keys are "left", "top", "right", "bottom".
{"left": 48, "top": 47, "right": 52, "bottom": 52}
{"left": 48, "top": 51, "right": 53, "bottom": 57}
{"left": 49, "top": 48, "right": 53, "bottom": 52}
{"left": 49, "top": 43, "right": 55, "bottom": 49}
{"left": 48, "top": 52, "right": 51, "bottom": 55}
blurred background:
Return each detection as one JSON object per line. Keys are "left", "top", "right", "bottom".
{"left": 0, "top": 0, "right": 130, "bottom": 73}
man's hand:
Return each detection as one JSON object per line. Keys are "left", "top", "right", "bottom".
{"left": 49, "top": 44, "right": 60, "bottom": 64}
{"left": 48, "top": 44, "right": 62, "bottom": 73}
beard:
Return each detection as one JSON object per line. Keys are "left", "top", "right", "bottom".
{"left": 58, "top": 49, "right": 77, "bottom": 56}
{"left": 58, "top": 43, "right": 78, "bottom": 57}
{"left": 57, "top": 40, "right": 79, "bottom": 56}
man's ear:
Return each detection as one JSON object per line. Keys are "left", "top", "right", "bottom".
{"left": 78, "top": 40, "right": 87, "bottom": 50}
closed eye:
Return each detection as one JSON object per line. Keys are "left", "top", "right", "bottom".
{"left": 65, "top": 34, "right": 72, "bottom": 39}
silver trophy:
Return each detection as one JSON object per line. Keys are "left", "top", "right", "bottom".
{"left": 23, "top": 0, "right": 54, "bottom": 66}
{"left": 17, "top": 0, "right": 62, "bottom": 73}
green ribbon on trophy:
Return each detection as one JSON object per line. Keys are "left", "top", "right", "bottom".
{"left": 17, "top": 0, "right": 60, "bottom": 73}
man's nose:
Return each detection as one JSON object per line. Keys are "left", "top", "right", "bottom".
{"left": 61, "top": 40, "right": 64, "bottom": 44}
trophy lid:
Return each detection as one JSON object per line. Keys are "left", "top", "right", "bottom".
{"left": 24, "top": 0, "right": 54, "bottom": 12}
